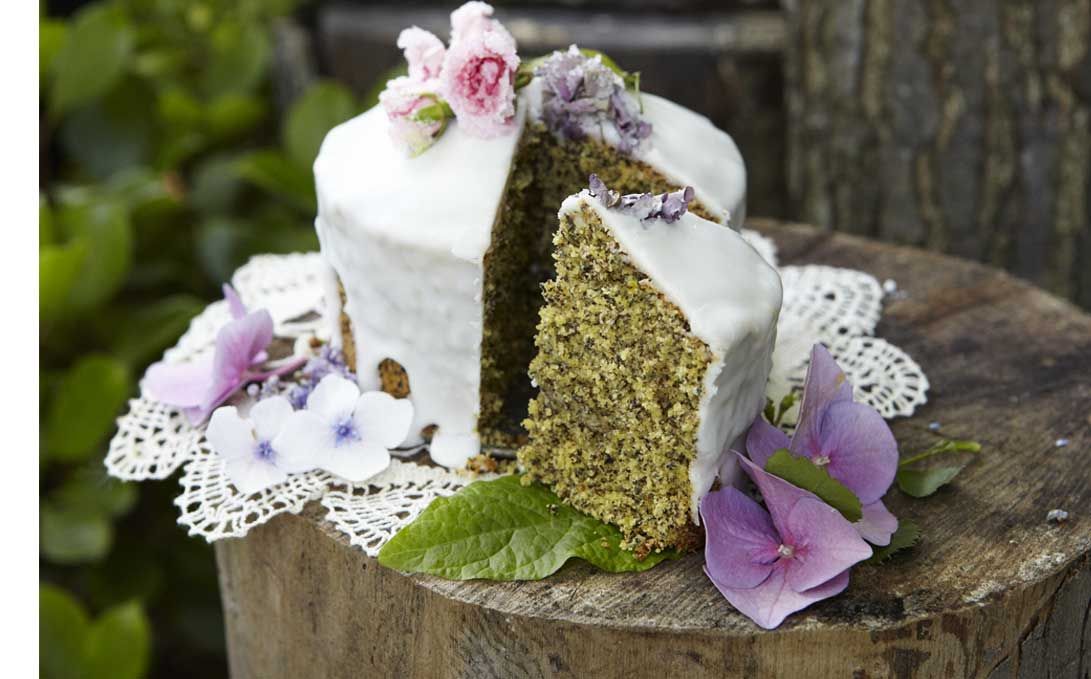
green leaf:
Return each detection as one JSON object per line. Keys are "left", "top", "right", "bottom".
{"left": 59, "top": 81, "right": 156, "bottom": 179}
{"left": 40, "top": 584, "right": 90, "bottom": 679}
{"left": 41, "top": 503, "right": 113, "bottom": 564}
{"left": 764, "top": 449, "right": 863, "bottom": 522}
{"left": 379, "top": 476, "right": 678, "bottom": 580}
{"left": 896, "top": 465, "right": 966, "bottom": 498}
{"left": 44, "top": 354, "right": 131, "bottom": 463}
{"left": 283, "top": 81, "right": 357, "bottom": 168}
{"left": 40, "top": 242, "right": 88, "bottom": 323}
{"left": 201, "top": 21, "right": 270, "bottom": 99}
{"left": 204, "top": 93, "right": 266, "bottom": 140}
{"left": 867, "top": 520, "right": 921, "bottom": 564}
{"left": 49, "top": 5, "right": 134, "bottom": 116}
{"left": 40, "top": 18, "right": 68, "bottom": 88}
{"left": 235, "top": 150, "right": 316, "bottom": 212}
{"left": 51, "top": 466, "right": 138, "bottom": 519}
{"left": 107, "top": 295, "right": 205, "bottom": 367}
{"left": 40, "top": 193, "right": 55, "bottom": 246}
{"left": 83, "top": 601, "right": 151, "bottom": 679}
{"left": 55, "top": 198, "right": 133, "bottom": 313}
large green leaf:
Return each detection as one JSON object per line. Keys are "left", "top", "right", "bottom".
{"left": 764, "top": 449, "right": 863, "bottom": 522}
{"left": 379, "top": 476, "right": 678, "bottom": 580}
{"left": 56, "top": 198, "right": 133, "bottom": 313}
{"left": 40, "top": 584, "right": 90, "bottom": 679}
{"left": 283, "top": 82, "right": 357, "bottom": 168}
{"left": 40, "top": 242, "right": 88, "bottom": 323}
{"left": 896, "top": 466, "right": 966, "bottom": 498}
{"left": 44, "top": 355, "right": 131, "bottom": 463}
{"left": 49, "top": 5, "right": 134, "bottom": 116}
{"left": 83, "top": 601, "right": 151, "bottom": 679}
{"left": 235, "top": 150, "right": 316, "bottom": 212}
{"left": 41, "top": 503, "right": 113, "bottom": 564}
{"left": 40, "top": 18, "right": 68, "bottom": 88}
{"left": 201, "top": 20, "right": 270, "bottom": 99}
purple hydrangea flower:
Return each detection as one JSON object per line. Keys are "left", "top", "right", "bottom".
{"left": 701, "top": 453, "right": 873, "bottom": 629}
{"left": 746, "top": 344, "right": 900, "bottom": 545}
{"left": 143, "top": 285, "right": 305, "bottom": 425}
{"left": 536, "top": 46, "right": 651, "bottom": 152}
{"left": 587, "top": 174, "right": 694, "bottom": 224}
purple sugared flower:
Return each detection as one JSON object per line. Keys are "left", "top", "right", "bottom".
{"left": 143, "top": 285, "right": 304, "bottom": 425}
{"left": 746, "top": 344, "right": 900, "bottom": 544}
{"left": 587, "top": 174, "right": 694, "bottom": 224}
{"left": 702, "top": 453, "right": 873, "bottom": 629}
{"left": 536, "top": 46, "right": 651, "bottom": 152}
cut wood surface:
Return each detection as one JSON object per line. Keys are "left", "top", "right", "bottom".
{"left": 216, "top": 221, "right": 1091, "bottom": 679}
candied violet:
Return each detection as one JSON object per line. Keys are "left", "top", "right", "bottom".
{"left": 587, "top": 174, "right": 694, "bottom": 224}
{"left": 535, "top": 46, "right": 651, "bottom": 152}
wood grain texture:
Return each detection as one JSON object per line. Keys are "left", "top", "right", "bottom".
{"left": 782, "top": 0, "right": 1091, "bottom": 308}
{"left": 216, "top": 222, "right": 1091, "bottom": 678}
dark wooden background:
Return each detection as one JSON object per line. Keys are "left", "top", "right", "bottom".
{"left": 280, "top": 0, "right": 1090, "bottom": 309}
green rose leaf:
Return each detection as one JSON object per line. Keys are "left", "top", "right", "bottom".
{"left": 49, "top": 5, "right": 134, "bottom": 117}
{"left": 379, "top": 476, "right": 678, "bottom": 580}
{"left": 40, "top": 584, "right": 90, "bottom": 679}
{"left": 84, "top": 601, "right": 151, "bottom": 679}
{"left": 867, "top": 520, "right": 921, "bottom": 564}
{"left": 284, "top": 81, "right": 357, "bottom": 168}
{"left": 764, "top": 449, "right": 863, "bottom": 522}
{"left": 896, "top": 465, "right": 966, "bottom": 498}
{"left": 45, "top": 354, "right": 131, "bottom": 463}
{"left": 41, "top": 503, "right": 113, "bottom": 564}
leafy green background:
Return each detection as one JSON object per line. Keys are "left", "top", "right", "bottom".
{"left": 40, "top": 1, "right": 370, "bottom": 676}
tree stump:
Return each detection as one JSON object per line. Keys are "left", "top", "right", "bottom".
{"left": 215, "top": 222, "right": 1091, "bottom": 678}
{"left": 782, "top": 0, "right": 1091, "bottom": 308}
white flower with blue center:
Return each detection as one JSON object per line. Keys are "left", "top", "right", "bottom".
{"left": 206, "top": 396, "right": 312, "bottom": 494}
{"left": 276, "top": 375, "right": 414, "bottom": 483}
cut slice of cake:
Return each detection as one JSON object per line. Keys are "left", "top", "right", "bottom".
{"left": 519, "top": 182, "right": 782, "bottom": 555}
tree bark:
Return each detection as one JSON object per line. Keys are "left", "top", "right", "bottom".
{"left": 783, "top": 0, "right": 1091, "bottom": 308}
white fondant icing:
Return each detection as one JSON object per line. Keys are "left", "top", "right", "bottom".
{"left": 314, "top": 77, "right": 752, "bottom": 470}
{"left": 565, "top": 193, "right": 782, "bottom": 522}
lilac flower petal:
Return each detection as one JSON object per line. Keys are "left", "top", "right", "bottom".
{"left": 205, "top": 406, "right": 255, "bottom": 462}
{"left": 222, "top": 283, "right": 247, "bottom": 320}
{"left": 353, "top": 392, "right": 414, "bottom": 449}
{"left": 304, "top": 374, "right": 360, "bottom": 421}
{"left": 248, "top": 396, "right": 294, "bottom": 442}
{"left": 224, "top": 456, "right": 289, "bottom": 495}
{"left": 707, "top": 563, "right": 850, "bottom": 630}
{"left": 700, "top": 487, "right": 780, "bottom": 589}
{"left": 320, "top": 440, "right": 392, "bottom": 483}
{"left": 211, "top": 310, "right": 274, "bottom": 389}
{"left": 142, "top": 356, "right": 214, "bottom": 408}
{"left": 782, "top": 497, "right": 873, "bottom": 592}
{"left": 856, "top": 500, "right": 898, "bottom": 546}
{"left": 746, "top": 417, "right": 791, "bottom": 469}
{"left": 792, "top": 344, "right": 853, "bottom": 458}
{"left": 273, "top": 409, "right": 327, "bottom": 474}
{"left": 736, "top": 453, "right": 813, "bottom": 537}
{"left": 817, "top": 401, "right": 899, "bottom": 504}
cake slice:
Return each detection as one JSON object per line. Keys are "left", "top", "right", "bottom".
{"left": 519, "top": 183, "right": 782, "bottom": 555}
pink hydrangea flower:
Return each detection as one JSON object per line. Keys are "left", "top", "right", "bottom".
{"left": 746, "top": 344, "right": 900, "bottom": 545}
{"left": 379, "top": 77, "right": 450, "bottom": 156}
{"left": 440, "top": 3, "right": 519, "bottom": 138}
{"left": 397, "top": 26, "right": 445, "bottom": 82}
{"left": 701, "top": 454, "right": 872, "bottom": 629}
{"left": 142, "top": 285, "right": 304, "bottom": 425}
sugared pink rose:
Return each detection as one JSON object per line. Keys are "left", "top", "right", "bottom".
{"left": 440, "top": 17, "right": 519, "bottom": 138}
{"left": 380, "top": 77, "right": 449, "bottom": 156}
{"left": 397, "top": 27, "right": 445, "bottom": 82}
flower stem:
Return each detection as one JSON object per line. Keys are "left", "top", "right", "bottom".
{"left": 245, "top": 355, "right": 308, "bottom": 383}
{"left": 899, "top": 439, "right": 982, "bottom": 468}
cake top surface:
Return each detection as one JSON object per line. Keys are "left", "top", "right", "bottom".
{"left": 563, "top": 190, "right": 782, "bottom": 354}
{"left": 314, "top": 80, "right": 747, "bottom": 265}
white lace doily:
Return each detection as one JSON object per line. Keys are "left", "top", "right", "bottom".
{"left": 105, "top": 232, "right": 929, "bottom": 555}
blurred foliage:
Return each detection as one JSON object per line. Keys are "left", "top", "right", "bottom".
{"left": 40, "top": 1, "right": 363, "bottom": 676}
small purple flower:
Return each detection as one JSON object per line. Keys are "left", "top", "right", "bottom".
{"left": 587, "top": 175, "right": 694, "bottom": 224}
{"left": 142, "top": 285, "right": 304, "bottom": 425}
{"left": 746, "top": 344, "right": 899, "bottom": 544}
{"left": 536, "top": 47, "right": 651, "bottom": 152}
{"left": 702, "top": 453, "right": 872, "bottom": 629}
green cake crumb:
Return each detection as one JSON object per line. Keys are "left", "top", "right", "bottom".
{"left": 518, "top": 203, "right": 713, "bottom": 554}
